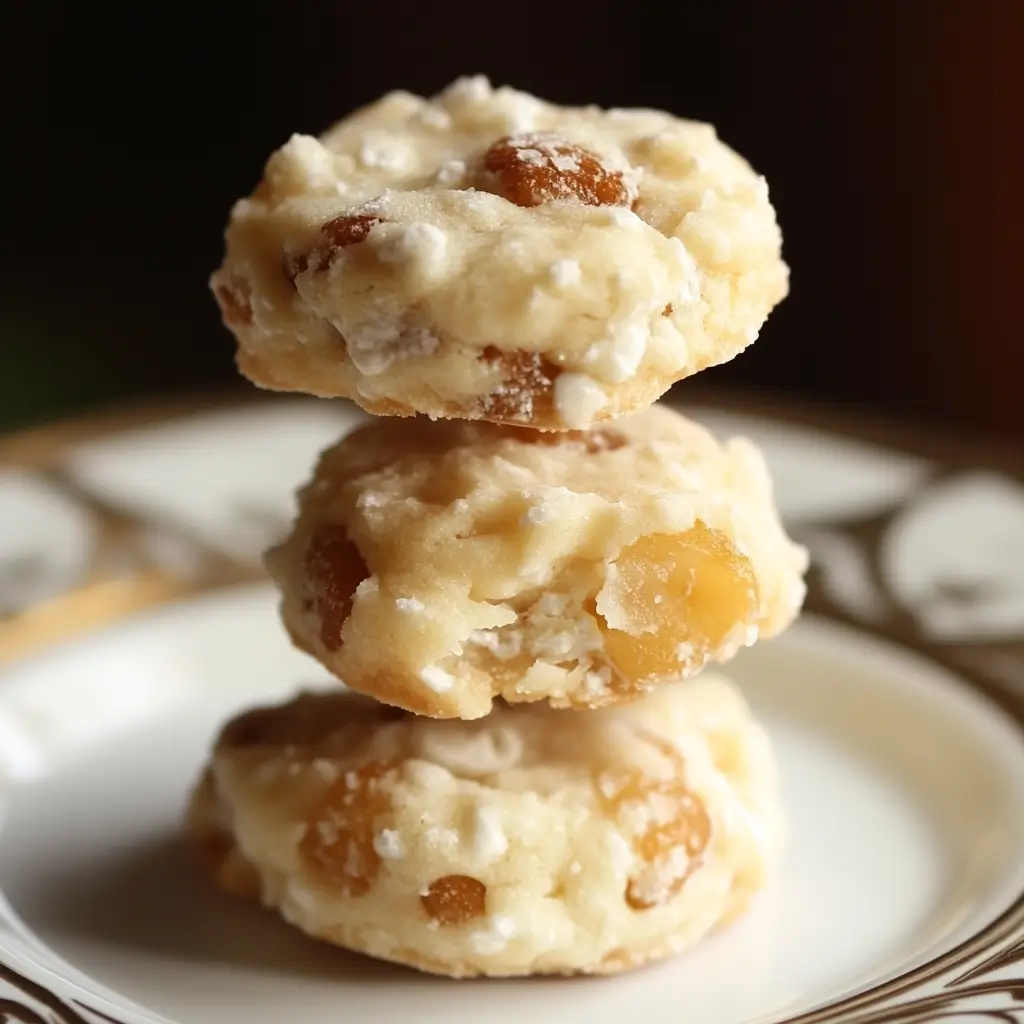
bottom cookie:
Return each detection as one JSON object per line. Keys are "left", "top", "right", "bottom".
{"left": 186, "top": 673, "right": 781, "bottom": 978}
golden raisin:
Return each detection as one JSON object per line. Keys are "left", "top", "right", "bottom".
{"left": 299, "top": 760, "right": 395, "bottom": 898}
{"left": 479, "top": 134, "right": 633, "bottom": 208}
{"left": 286, "top": 213, "right": 383, "bottom": 279}
{"left": 304, "top": 526, "right": 370, "bottom": 651}
{"left": 599, "top": 522, "right": 758, "bottom": 684}
{"left": 598, "top": 731, "right": 711, "bottom": 911}
{"left": 213, "top": 277, "right": 253, "bottom": 327}
{"left": 478, "top": 346, "right": 560, "bottom": 423}
{"left": 420, "top": 875, "right": 487, "bottom": 926}
{"left": 322, "top": 213, "right": 383, "bottom": 249}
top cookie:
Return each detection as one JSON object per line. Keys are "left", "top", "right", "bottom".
{"left": 212, "top": 76, "right": 788, "bottom": 429}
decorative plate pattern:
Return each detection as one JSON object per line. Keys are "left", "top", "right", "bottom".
{"left": 1, "top": 390, "right": 1022, "bottom": 1023}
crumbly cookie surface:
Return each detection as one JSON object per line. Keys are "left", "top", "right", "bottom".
{"left": 186, "top": 674, "right": 781, "bottom": 978}
{"left": 266, "top": 405, "right": 807, "bottom": 719}
{"left": 211, "top": 76, "right": 788, "bottom": 428}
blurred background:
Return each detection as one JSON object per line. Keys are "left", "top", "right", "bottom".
{"left": 4, "top": 1, "right": 1024, "bottom": 437}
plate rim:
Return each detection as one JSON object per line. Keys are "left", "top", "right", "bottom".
{"left": 1, "top": 393, "right": 1023, "bottom": 1024}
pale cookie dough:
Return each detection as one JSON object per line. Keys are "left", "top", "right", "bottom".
{"left": 211, "top": 75, "right": 788, "bottom": 428}
{"left": 186, "top": 673, "right": 782, "bottom": 978}
{"left": 266, "top": 404, "right": 807, "bottom": 720}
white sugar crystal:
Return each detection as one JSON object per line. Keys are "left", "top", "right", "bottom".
{"left": 472, "top": 805, "right": 509, "bottom": 862}
{"left": 551, "top": 151, "right": 581, "bottom": 173}
{"left": 585, "top": 317, "right": 648, "bottom": 383}
{"left": 553, "top": 373, "right": 608, "bottom": 428}
{"left": 359, "top": 133, "right": 410, "bottom": 172}
{"left": 425, "top": 826, "right": 459, "bottom": 849}
{"left": 548, "top": 258, "right": 582, "bottom": 289}
{"left": 469, "top": 915, "right": 517, "bottom": 956}
{"left": 347, "top": 319, "right": 440, "bottom": 376}
{"left": 582, "top": 666, "right": 612, "bottom": 698}
{"left": 419, "top": 664, "right": 456, "bottom": 693}
{"left": 521, "top": 502, "right": 554, "bottom": 526}
{"left": 372, "top": 828, "right": 405, "bottom": 859}
{"left": 395, "top": 596, "right": 425, "bottom": 613}
{"left": 668, "top": 236, "right": 701, "bottom": 303}
{"left": 434, "top": 159, "right": 466, "bottom": 187}
{"left": 469, "top": 628, "right": 522, "bottom": 660}
{"left": 372, "top": 222, "right": 447, "bottom": 267}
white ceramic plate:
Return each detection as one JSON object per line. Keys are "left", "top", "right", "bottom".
{"left": 2, "top": 586, "right": 1024, "bottom": 1024}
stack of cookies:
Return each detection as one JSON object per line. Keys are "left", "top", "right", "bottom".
{"left": 188, "top": 76, "right": 808, "bottom": 979}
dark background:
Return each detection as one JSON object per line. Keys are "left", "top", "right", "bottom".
{"left": 4, "top": 2, "right": 1024, "bottom": 437}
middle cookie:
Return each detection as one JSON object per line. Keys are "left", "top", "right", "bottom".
{"left": 267, "top": 404, "right": 807, "bottom": 719}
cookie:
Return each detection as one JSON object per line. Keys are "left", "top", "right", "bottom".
{"left": 186, "top": 673, "right": 782, "bottom": 978}
{"left": 211, "top": 76, "right": 788, "bottom": 428}
{"left": 265, "top": 405, "right": 807, "bottom": 720}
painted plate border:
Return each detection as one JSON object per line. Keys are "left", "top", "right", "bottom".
{"left": 1, "top": 389, "right": 1023, "bottom": 1023}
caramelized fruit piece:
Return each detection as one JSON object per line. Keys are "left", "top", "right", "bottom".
{"left": 599, "top": 731, "right": 711, "bottom": 910}
{"left": 321, "top": 213, "right": 383, "bottom": 249}
{"left": 600, "top": 522, "right": 758, "bottom": 683}
{"left": 304, "top": 526, "right": 370, "bottom": 651}
{"left": 286, "top": 213, "right": 383, "bottom": 278}
{"left": 420, "top": 874, "right": 488, "bottom": 925}
{"left": 480, "top": 133, "right": 633, "bottom": 208}
{"left": 477, "top": 346, "right": 559, "bottom": 423}
{"left": 213, "top": 277, "right": 253, "bottom": 327}
{"left": 299, "top": 760, "right": 396, "bottom": 898}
